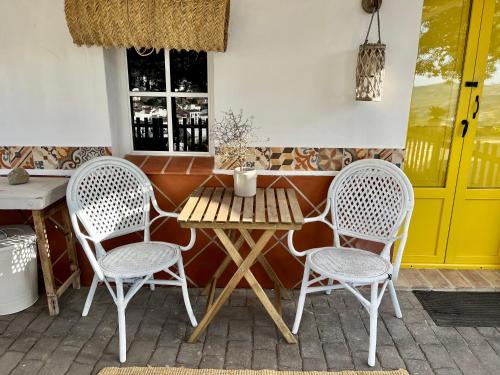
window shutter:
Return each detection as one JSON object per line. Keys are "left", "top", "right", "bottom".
{"left": 64, "top": 0, "right": 230, "bottom": 52}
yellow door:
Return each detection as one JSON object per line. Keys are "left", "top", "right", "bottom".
{"left": 446, "top": 0, "right": 500, "bottom": 267}
{"left": 403, "top": 0, "right": 500, "bottom": 268}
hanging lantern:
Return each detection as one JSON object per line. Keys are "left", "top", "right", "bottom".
{"left": 356, "top": 0, "right": 385, "bottom": 101}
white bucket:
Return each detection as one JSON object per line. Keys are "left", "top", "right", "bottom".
{"left": 0, "top": 225, "right": 38, "bottom": 315}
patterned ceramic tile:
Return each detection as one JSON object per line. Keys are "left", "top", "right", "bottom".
{"left": 269, "top": 147, "right": 294, "bottom": 171}
{"left": 369, "top": 148, "right": 394, "bottom": 161}
{"left": 33, "top": 147, "right": 59, "bottom": 169}
{"left": 215, "top": 147, "right": 404, "bottom": 171}
{"left": 293, "top": 148, "right": 319, "bottom": 171}
{"left": 391, "top": 148, "right": 405, "bottom": 168}
{"left": 318, "top": 148, "right": 343, "bottom": 171}
{"left": 58, "top": 147, "right": 108, "bottom": 169}
{"left": 342, "top": 148, "right": 369, "bottom": 168}
{"left": 253, "top": 147, "right": 271, "bottom": 170}
{"left": 0, "top": 147, "right": 11, "bottom": 169}
{"left": 7, "top": 147, "right": 34, "bottom": 169}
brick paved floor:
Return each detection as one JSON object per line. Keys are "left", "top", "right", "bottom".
{"left": 0, "top": 287, "right": 499, "bottom": 375}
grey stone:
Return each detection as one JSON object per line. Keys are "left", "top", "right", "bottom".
{"left": 420, "top": 344, "right": 456, "bottom": 370}
{"left": 8, "top": 168, "right": 29, "bottom": 185}
{"left": 148, "top": 346, "right": 178, "bottom": 367}
{"left": 252, "top": 349, "right": 278, "bottom": 370}
{"left": 226, "top": 340, "right": 252, "bottom": 369}
{"left": 200, "top": 355, "right": 225, "bottom": 369}
{"left": 0, "top": 351, "right": 24, "bottom": 374}
{"left": 405, "top": 359, "right": 435, "bottom": 375}
{"left": 323, "top": 342, "right": 354, "bottom": 370}
{"left": 302, "top": 356, "right": 327, "bottom": 371}
{"left": 37, "top": 345, "right": 79, "bottom": 375}
{"left": 127, "top": 339, "right": 156, "bottom": 364}
{"left": 177, "top": 342, "right": 203, "bottom": 366}
{"left": 228, "top": 319, "right": 252, "bottom": 341}
{"left": 254, "top": 325, "right": 277, "bottom": 351}
{"left": 66, "top": 362, "right": 95, "bottom": 375}
{"left": 204, "top": 335, "right": 226, "bottom": 356}
{"left": 10, "top": 359, "right": 43, "bottom": 375}
{"left": 376, "top": 344, "right": 405, "bottom": 369}
{"left": 277, "top": 343, "right": 302, "bottom": 370}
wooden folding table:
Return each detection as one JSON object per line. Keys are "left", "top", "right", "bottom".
{"left": 0, "top": 177, "right": 81, "bottom": 315}
{"left": 178, "top": 187, "right": 304, "bottom": 343}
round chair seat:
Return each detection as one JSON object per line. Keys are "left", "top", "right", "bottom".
{"left": 307, "top": 247, "right": 392, "bottom": 283}
{"left": 99, "top": 242, "right": 179, "bottom": 279}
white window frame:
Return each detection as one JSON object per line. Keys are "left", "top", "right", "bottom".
{"left": 124, "top": 48, "right": 214, "bottom": 156}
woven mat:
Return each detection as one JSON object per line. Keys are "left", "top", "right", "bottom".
{"left": 99, "top": 367, "right": 409, "bottom": 375}
{"left": 414, "top": 291, "right": 500, "bottom": 327}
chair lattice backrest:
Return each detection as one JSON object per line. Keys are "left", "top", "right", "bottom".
{"left": 67, "top": 157, "right": 152, "bottom": 243}
{"left": 329, "top": 160, "right": 414, "bottom": 245}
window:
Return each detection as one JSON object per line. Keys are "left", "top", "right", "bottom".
{"left": 126, "top": 48, "right": 209, "bottom": 153}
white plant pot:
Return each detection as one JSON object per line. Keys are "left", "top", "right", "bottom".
{"left": 234, "top": 167, "right": 257, "bottom": 197}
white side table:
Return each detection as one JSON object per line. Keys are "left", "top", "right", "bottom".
{"left": 0, "top": 177, "right": 81, "bottom": 315}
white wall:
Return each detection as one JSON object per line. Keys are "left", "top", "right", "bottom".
{"left": 0, "top": 0, "right": 111, "bottom": 147}
{"left": 0, "top": 0, "right": 423, "bottom": 151}
{"left": 213, "top": 0, "right": 423, "bottom": 148}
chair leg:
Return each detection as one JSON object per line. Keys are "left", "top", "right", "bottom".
{"left": 368, "top": 281, "right": 379, "bottom": 367}
{"left": 388, "top": 279, "right": 402, "bottom": 318}
{"left": 82, "top": 274, "right": 99, "bottom": 317}
{"left": 177, "top": 256, "right": 197, "bottom": 327}
{"left": 325, "top": 278, "right": 334, "bottom": 295}
{"left": 116, "top": 278, "right": 127, "bottom": 363}
{"left": 292, "top": 262, "right": 310, "bottom": 334}
{"left": 150, "top": 274, "right": 155, "bottom": 291}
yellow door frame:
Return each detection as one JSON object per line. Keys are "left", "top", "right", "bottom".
{"left": 445, "top": 0, "right": 500, "bottom": 267}
{"left": 402, "top": 0, "right": 488, "bottom": 268}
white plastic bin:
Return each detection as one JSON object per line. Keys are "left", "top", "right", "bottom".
{"left": 0, "top": 225, "right": 38, "bottom": 315}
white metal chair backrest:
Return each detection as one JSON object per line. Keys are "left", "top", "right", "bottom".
{"left": 67, "top": 157, "right": 152, "bottom": 243}
{"left": 328, "top": 160, "right": 414, "bottom": 278}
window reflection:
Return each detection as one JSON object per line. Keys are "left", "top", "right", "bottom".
{"left": 130, "top": 96, "right": 168, "bottom": 151}
{"left": 171, "top": 97, "right": 209, "bottom": 152}
{"left": 405, "top": 0, "right": 471, "bottom": 187}
{"left": 170, "top": 50, "right": 208, "bottom": 93}
{"left": 127, "top": 49, "right": 166, "bottom": 92}
{"left": 468, "top": 0, "right": 500, "bottom": 188}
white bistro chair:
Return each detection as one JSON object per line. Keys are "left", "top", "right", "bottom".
{"left": 66, "top": 156, "right": 197, "bottom": 362}
{"left": 287, "top": 159, "right": 414, "bottom": 366}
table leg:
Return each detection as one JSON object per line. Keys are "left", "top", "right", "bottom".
{"left": 239, "top": 229, "right": 291, "bottom": 300}
{"left": 201, "top": 233, "right": 246, "bottom": 296}
{"left": 32, "top": 210, "right": 59, "bottom": 316}
{"left": 189, "top": 229, "right": 296, "bottom": 344}
{"left": 61, "top": 205, "right": 80, "bottom": 289}
{"left": 189, "top": 229, "right": 274, "bottom": 342}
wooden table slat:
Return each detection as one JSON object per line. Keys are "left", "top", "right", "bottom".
{"left": 216, "top": 189, "right": 233, "bottom": 222}
{"left": 191, "top": 188, "right": 214, "bottom": 222}
{"left": 255, "top": 189, "right": 266, "bottom": 223}
{"left": 203, "top": 187, "right": 224, "bottom": 222}
{"left": 229, "top": 196, "right": 243, "bottom": 222}
{"left": 276, "top": 188, "right": 292, "bottom": 223}
{"left": 286, "top": 189, "right": 304, "bottom": 224}
{"left": 242, "top": 197, "right": 254, "bottom": 222}
{"left": 265, "top": 189, "right": 279, "bottom": 223}
{"left": 178, "top": 187, "right": 204, "bottom": 222}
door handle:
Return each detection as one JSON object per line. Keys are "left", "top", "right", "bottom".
{"left": 473, "top": 95, "right": 480, "bottom": 119}
{"left": 461, "top": 119, "right": 469, "bottom": 137}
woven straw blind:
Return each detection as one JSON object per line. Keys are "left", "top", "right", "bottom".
{"left": 64, "top": 0, "right": 230, "bottom": 52}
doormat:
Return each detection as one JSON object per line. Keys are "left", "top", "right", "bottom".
{"left": 414, "top": 291, "right": 500, "bottom": 327}
{"left": 99, "top": 368, "right": 409, "bottom": 375}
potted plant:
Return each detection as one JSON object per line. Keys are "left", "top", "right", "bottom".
{"left": 212, "top": 110, "right": 261, "bottom": 197}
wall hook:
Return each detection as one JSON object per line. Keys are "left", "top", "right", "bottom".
{"left": 362, "top": 0, "right": 382, "bottom": 13}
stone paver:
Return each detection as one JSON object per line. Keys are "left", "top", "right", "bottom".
{"left": 0, "top": 287, "right": 497, "bottom": 374}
